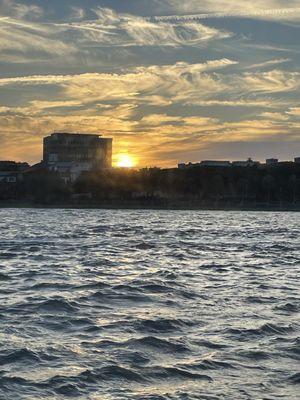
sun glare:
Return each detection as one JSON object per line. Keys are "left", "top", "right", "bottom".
{"left": 116, "top": 154, "right": 136, "bottom": 168}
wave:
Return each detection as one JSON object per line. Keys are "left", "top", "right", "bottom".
{"left": 37, "top": 299, "right": 77, "bottom": 313}
{"left": 0, "top": 349, "right": 40, "bottom": 366}
{"left": 46, "top": 365, "right": 212, "bottom": 387}
{"left": 134, "top": 242, "right": 156, "bottom": 250}
{"left": 275, "top": 302, "right": 300, "bottom": 313}
{"left": 153, "top": 270, "right": 178, "bottom": 280}
{"left": 126, "top": 336, "right": 190, "bottom": 353}
{"left": 282, "top": 337, "right": 300, "bottom": 357}
{"left": 0, "top": 253, "right": 17, "bottom": 260}
{"left": 0, "top": 376, "right": 29, "bottom": 386}
{"left": 136, "top": 318, "right": 190, "bottom": 333}
{"left": 288, "top": 372, "right": 300, "bottom": 384}
{"left": 193, "top": 339, "right": 228, "bottom": 349}
{"left": 236, "top": 350, "right": 271, "bottom": 360}
{"left": 246, "top": 296, "right": 277, "bottom": 304}
{"left": 226, "top": 323, "right": 294, "bottom": 337}
{"left": 179, "top": 359, "right": 235, "bottom": 370}
{"left": 0, "top": 273, "right": 11, "bottom": 281}
{"left": 75, "top": 281, "right": 110, "bottom": 290}
{"left": 150, "top": 366, "right": 213, "bottom": 381}
{"left": 48, "top": 365, "right": 146, "bottom": 385}
{"left": 29, "top": 282, "right": 73, "bottom": 290}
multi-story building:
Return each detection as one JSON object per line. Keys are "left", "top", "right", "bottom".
{"left": 43, "top": 133, "right": 112, "bottom": 168}
{"left": 43, "top": 133, "right": 112, "bottom": 181}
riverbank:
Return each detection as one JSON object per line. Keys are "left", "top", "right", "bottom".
{"left": 1, "top": 200, "right": 300, "bottom": 211}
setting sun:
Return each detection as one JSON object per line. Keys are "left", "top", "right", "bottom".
{"left": 115, "top": 154, "right": 136, "bottom": 168}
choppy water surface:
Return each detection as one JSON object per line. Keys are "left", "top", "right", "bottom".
{"left": 0, "top": 209, "right": 299, "bottom": 399}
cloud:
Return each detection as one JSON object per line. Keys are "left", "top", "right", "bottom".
{"left": 0, "top": 5, "right": 231, "bottom": 64}
{"left": 153, "top": 1, "right": 300, "bottom": 21}
{"left": 59, "top": 7, "right": 231, "bottom": 48}
{"left": 286, "top": 107, "right": 300, "bottom": 116}
{"left": 235, "top": 70, "right": 300, "bottom": 94}
{"left": 259, "top": 111, "right": 289, "bottom": 120}
{"left": 69, "top": 6, "right": 86, "bottom": 21}
{"left": 1, "top": 63, "right": 298, "bottom": 119}
{"left": 0, "top": 0, "right": 43, "bottom": 20}
{"left": 0, "top": 59, "right": 237, "bottom": 104}
{"left": 245, "top": 58, "right": 291, "bottom": 70}
{"left": 182, "top": 99, "right": 285, "bottom": 108}
{"left": 151, "top": 8, "right": 300, "bottom": 22}
{"left": 0, "top": 15, "right": 76, "bottom": 61}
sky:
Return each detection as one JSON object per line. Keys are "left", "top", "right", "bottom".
{"left": 0, "top": 0, "right": 300, "bottom": 167}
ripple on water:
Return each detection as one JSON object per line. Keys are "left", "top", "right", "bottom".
{"left": 0, "top": 209, "right": 299, "bottom": 400}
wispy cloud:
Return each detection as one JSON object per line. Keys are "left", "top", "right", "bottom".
{"left": 150, "top": 8, "right": 300, "bottom": 22}
{"left": 0, "top": 0, "right": 43, "bottom": 20}
{"left": 58, "top": 7, "right": 231, "bottom": 48}
{"left": 235, "top": 70, "right": 300, "bottom": 94}
{"left": 153, "top": 0, "right": 300, "bottom": 21}
{"left": 245, "top": 58, "right": 291, "bottom": 70}
{"left": 0, "top": 5, "right": 232, "bottom": 64}
{"left": 0, "top": 14, "right": 76, "bottom": 61}
{"left": 286, "top": 107, "right": 300, "bottom": 117}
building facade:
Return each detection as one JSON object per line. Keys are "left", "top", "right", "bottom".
{"left": 43, "top": 133, "right": 112, "bottom": 182}
{"left": 43, "top": 133, "right": 112, "bottom": 168}
{"left": 201, "top": 160, "right": 231, "bottom": 167}
{"left": 266, "top": 158, "right": 279, "bottom": 165}
{"left": 0, "top": 161, "right": 29, "bottom": 184}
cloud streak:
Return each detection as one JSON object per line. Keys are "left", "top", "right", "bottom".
{"left": 153, "top": 0, "right": 300, "bottom": 21}
{"left": 150, "top": 7, "right": 300, "bottom": 22}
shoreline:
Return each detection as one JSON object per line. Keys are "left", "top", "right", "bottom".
{"left": 1, "top": 202, "right": 300, "bottom": 212}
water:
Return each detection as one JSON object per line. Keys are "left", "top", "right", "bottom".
{"left": 0, "top": 209, "right": 299, "bottom": 400}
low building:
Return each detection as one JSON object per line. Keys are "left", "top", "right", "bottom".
{"left": 266, "top": 158, "right": 279, "bottom": 165}
{"left": 178, "top": 158, "right": 262, "bottom": 169}
{"left": 178, "top": 163, "right": 187, "bottom": 169}
{"left": 232, "top": 158, "right": 260, "bottom": 167}
{"left": 48, "top": 161, "right": 93, "bottom": 183}
{"left": 0, "top": 161, "right": 29, "bottom": 172}
{"left": 0, "top": 161, "right": 29, "bottom": 183}
{"left": 294, "top": 157, "right": 300, "bottom": 164}
{"left": 200, "top": 160, "right": 231, "bottom": 167}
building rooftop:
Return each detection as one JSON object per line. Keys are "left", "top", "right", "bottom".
{"left": 48, "top": 132, "right": 102, "bottom": 138}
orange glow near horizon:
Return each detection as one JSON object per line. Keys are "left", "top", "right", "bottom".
{"left": 115, "top": 154, "right": 137, "bottom": 168}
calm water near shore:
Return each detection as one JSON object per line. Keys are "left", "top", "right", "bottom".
{"left": 0, "top": 209, "right": 299, "bottom": 399}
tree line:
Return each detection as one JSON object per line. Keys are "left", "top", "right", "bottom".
{"left": 1, "top": 163, "right": 300, "bottom": 209}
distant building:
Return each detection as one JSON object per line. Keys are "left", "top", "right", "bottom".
{"left": 0, "top": 161, "right": 29, "bottom": 172}
{"left": 232, "top": 158, "right": 260, "bottom": 167}
{"left": 266, "top": 158, "right": 279, "bottom": 165}
{"left": 43, "top": 133, "right": 112, "bottom": 182}
{"left": 178, "top": 163, "right": 186, "bottom": 169}
{"left": 0, "top": 161, "right": 29, "bottom": 183}
{"left": 200, "top": 160, "right": 231, "bottom": 167}
{"left": 178, "top": 158, "right": 262, "bottom": 169}
{"left": 294, "top": 157, "right": 300, "bottom": 164}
